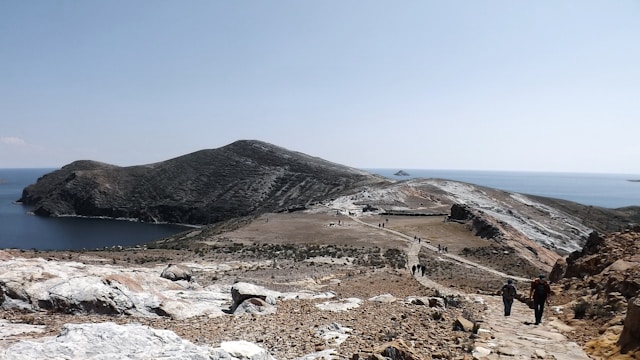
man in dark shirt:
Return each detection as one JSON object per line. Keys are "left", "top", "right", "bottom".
{"left": 529, "top": 274, "right": 551, "bottom": 325}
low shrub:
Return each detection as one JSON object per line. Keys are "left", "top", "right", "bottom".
{"left": 573, "top": 300, "right": 590, "bottom": 319}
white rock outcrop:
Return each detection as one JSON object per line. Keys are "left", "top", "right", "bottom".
{"left": 0, "top": 257, "right": 229, "bottom": 319}
{"left": 0, "top": 322, "right": 275, "bottom": 360}
{"left": 315, "top": 297, "right": 362, "bottom": 312}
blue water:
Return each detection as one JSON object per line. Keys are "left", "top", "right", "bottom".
{"left": 0, "top": 168, "right": 189, "bottom": 250}
{"left": 365, "top": 169, "right": 640, "bottom": 209}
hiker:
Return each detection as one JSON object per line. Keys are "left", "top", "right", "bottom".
{"left": 500, "top": 279, "right": 517, "bottom": 316}
{"left": 529, "top": 274, "right": 551, "bottom": 325}
{"left": 411, "top": 264, "right": 416, "bottom": 275}
{"left": 438, "top": 244, "right": 441, "bottom": 252}
{"left": 420, "top": 264, "right": 425, "bottom": 276}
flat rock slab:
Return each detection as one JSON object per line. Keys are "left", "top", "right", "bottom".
{"left": 0, "top": 322, "right": 276, "bottom": 360}
{"left": 315, "top": 297, "right": 362, "bottom": 312}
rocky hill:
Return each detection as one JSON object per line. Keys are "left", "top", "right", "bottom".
{"left": 545, "top": 229, "right": 640, "bottom": 358}
{"left": 19, "top": 140, "right": 388, "bottom": 225}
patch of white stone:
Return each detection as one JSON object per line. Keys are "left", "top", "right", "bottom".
{"left": 315, "top": 297, "right": 362, "bottom": 312}
{"left": 0, "top": 322, "right": 276, "bottom": 360}
{"left": 314, "top": 322, "right": 353, "bottom": 347}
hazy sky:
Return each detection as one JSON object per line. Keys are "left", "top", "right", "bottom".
{"left": 1, "top": 1, "right": 639, "bottom": 173}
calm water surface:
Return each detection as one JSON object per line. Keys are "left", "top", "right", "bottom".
{"left": 0, "top": 168, "right": 189, "bottom": 250}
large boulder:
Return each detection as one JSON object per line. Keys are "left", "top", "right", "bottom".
{"left": 230, "top": 282, "right": 277, "bottom": 313}
{"left": 450, "top": 204, "right": 472, "bottom": 221}
{"left": 232, "top": 297, "right": 276, "bottom": 316}
{"left": 565, "top": 232, "right": 607, "bottom": 278}
{"left": 549, "top": 257, "right": 567, "bottom": 282}
{"left": 47, "top": 276, "right": 135, "bottom": 315}
{"left": 161, "top": 264, "right": 192, "bottom": 282}
{"left": 449, "top": 204, "right": 501, "bottom": 239}
{"left": 618, "top": 296, "right": 640, "bottom": 354}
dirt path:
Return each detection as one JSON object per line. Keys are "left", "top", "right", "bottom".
{"left": 473, "top": 295, "right": 591, "bottom": 359}
{"left": 347, "top": 213, "right": 591, "bottom": 359}
{"left": 347, "top": 214, "right": 528, "bottom": 281}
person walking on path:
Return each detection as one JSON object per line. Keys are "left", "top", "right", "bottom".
{"left": 500, "top": 279, "right": 517, "bottom": 316}
{"left": 529, "top": 274, "right": 551, "bottom": 325}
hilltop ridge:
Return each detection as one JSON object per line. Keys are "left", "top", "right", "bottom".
{"left": 20, "top": 140, "right": 387, "bottom": 225}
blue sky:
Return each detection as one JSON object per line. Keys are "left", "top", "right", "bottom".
{"left": 1, "top": 1, "right": 639, "bottom": 173}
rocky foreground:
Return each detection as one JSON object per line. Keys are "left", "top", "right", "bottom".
{"left": 3, "top": 219, "right": 640, "bottom": 359}
{"left": 0, "top": 245, "right": 474, "bottom": 359}
{"left": 0, "top": 240, "right": 595, "bottom": 360}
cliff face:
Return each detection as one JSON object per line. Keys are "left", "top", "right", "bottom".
{"left": 20, "top": 140, "right": 388, "bottom": 225}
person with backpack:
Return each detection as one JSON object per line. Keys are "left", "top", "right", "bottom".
{"left": 529, "top": 274, "right": 552, "bottom": 325}
{"left": 500, "top": 279, "right": 517, "bottom": 316}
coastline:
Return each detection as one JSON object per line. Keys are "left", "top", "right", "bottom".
{"left": 51, "top": 213, "right": 202, "bottom": 229}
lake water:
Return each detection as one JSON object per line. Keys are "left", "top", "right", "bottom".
{"left": 0, "top": 168, "right": 189, "bottom": 250}
{"left": 1, "top": 168, "right": 639, "bottom": 251}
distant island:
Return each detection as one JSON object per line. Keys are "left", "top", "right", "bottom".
{"left": 629, "top": 180, "right": 640, "bottom": 182}
{"left": 394, "top": 170, "right": 410, "bottom": 176}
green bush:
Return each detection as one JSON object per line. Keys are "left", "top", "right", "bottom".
{"left": 573, "top": 300, "right": 590, "bottom": 319}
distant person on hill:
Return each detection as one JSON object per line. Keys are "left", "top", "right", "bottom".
{"left": 420, "top": 264, "right": 425, "bottom": 276}
{"left": 500, "top": 279, "right": 517, "bottom": 316}
{"left": 411, "top": 264, "right": 416, "bottom": 275}
{"left": 529, "top": 274, "right": 551, "bottom": 325}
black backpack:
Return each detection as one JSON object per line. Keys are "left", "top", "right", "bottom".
{"left": 535, "top": 280, "right": 547, "bottom": 298}
{"left": 502, "top": 284, "right": 516, "bottom": 298}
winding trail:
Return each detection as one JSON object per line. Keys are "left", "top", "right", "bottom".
{"left": 347, "top": 215, "right": 529, "bottom": 281}
{"left": 346, "top": 213, "right": 591, "bottom": 359}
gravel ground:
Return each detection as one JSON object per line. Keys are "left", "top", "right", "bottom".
{"left": 0, "top": 210, "right": 596, "bottom": 359}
